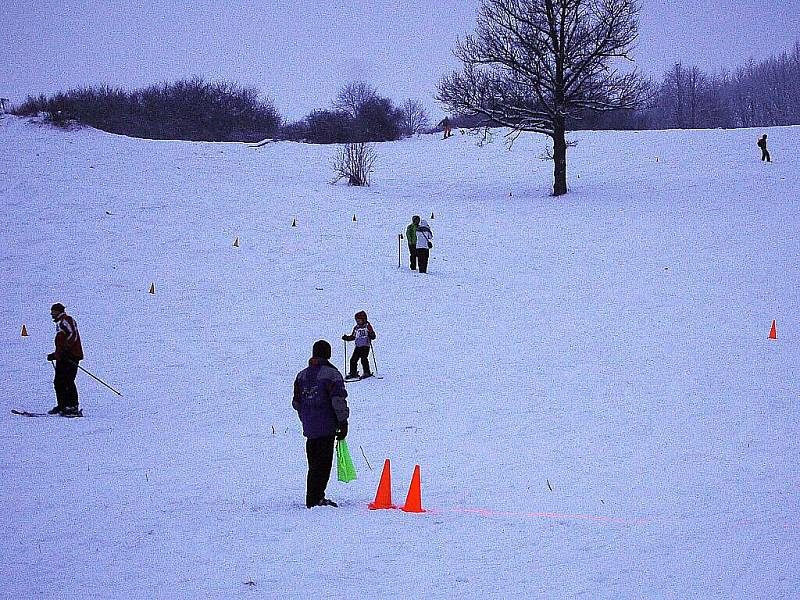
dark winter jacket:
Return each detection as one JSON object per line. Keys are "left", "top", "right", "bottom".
{"left": 53, "top": 312, "right": 84, "bottom": 361}
{"left": 293, "top": 358, "right": 349, "bottom": 439}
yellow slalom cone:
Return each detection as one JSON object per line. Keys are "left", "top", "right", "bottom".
{"left": 21, "top": 324, "right": 29, "bottom": 337}
{"left": 149, "top": 283, "right": 156, "bottom": 294}
{"left": 233, "top": 236, "right": 240, "bottom": 247}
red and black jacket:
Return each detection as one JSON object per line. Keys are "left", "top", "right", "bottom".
{"left": 53, "top": 313, "right": 84, "bottom": 361}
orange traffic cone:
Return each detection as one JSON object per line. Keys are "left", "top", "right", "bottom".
{"left": 21, "top": 324, "right": 29, "bottom": 337}
{"left": 352, "top": 214, "right": 357, "bottom": 222}
{"left": 401, "top": 464, "right": 425, "bottom": 513}
{"left": 368, "top": 459, "right": 396, "bottom": 510}
{"left": 768, "top": 320, "right": 777, "bottom": 340}
{"left": 233, "top": 236, "right": 240, "bottom": 247}
{"left": 292, "top": 217, "right": 297, "bottom": 227}
{"left": 431, "top": 212, "right": 435, "bottom": 219}
{"left": 149, "top": 283, "right": 155, "bottom": 294}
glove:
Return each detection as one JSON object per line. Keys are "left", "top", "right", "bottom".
{"left": 342, "top": 335, "right": 354, "bottom": 341}
{"left": 47, "top": 353, "right": 56, "bottom": 361}
{"left": 336, "top": 421, "right": 348, "bottom": 440}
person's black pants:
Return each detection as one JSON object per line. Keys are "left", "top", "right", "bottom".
{"left": 349, "top": 345, "right": 371, "bottom": 375}
{"left": 54, "top": 359, "right": 79, "bottom": 409}
{"left": 761, "top": 148, "right": 771, "bottom": 162}
{"left": 417, "top": 248, "right": 430, "bottom": 273}
{"left": 408, "top": 244, "right": 418, "bottom": 270}
{"left": 306, "top": 436, "right": 336, "bottom": 507}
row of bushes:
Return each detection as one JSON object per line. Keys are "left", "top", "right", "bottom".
{"left": 12, "top": 78, "right": 433, "bottom": 144}
{"left": 14, "top": 78, "right": 281, "bottom": 142}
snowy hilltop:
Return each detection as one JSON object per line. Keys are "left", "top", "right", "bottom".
{"left": 1, "top": 114, "right": 798, "bottom": 598}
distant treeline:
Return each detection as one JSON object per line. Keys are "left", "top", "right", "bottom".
{"left": 280, "top": 82, "right": 430, "bottom": 143}
{"left": 11, "top": 42, "right": 799, "bottom": 141}
{"left": 13, "top": 78, "right": 281, "bottom": 142}
{"left": 12, "top": 78, "right": 431, "bottom": 144}
{"left": 569, "top": 41, "right": 800, "bottom": 131}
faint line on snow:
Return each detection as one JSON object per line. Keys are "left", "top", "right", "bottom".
{"left": 439, "top": 507, "right": 641, "bottom": 525}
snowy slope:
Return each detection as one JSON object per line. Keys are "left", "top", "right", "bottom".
{"left": 1, "top": 114, "right": 798, "bottom": 599}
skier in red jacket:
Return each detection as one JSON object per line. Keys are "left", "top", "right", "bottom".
{"left": 46, "top": 303, "right": 84, "bottom": 415}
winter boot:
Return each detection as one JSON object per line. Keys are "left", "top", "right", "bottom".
{"left": 360, "top": 371, "right": 373, "bottom": 380}
{"left": 346, "top": 371, "right": 360, "bottom": 380}
{"left": 48, "top": 406, "right": 63, "bottom": 415}
{"left": 62, "top": 406, "right": 81, "bottom": 417}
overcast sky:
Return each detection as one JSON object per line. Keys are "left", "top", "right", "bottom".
{"left": 2, "top": 0, "right": 798, "bottom": 120}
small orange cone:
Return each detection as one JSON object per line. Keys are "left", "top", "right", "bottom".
{"left": 430, "top": 212, "right": 435, "bottom": 219}
{"left": 233, "top": 236, "right": 240, "bottom": 247}
{"left": 292, "top": 217, "right": 297, "bottom": 227}
{"left": 149, "top": 283, "right": 155, "bottom": 294}
{"left": 401, "top": 464, "right": 425, "bottom": 513}
{"left": 21, "top": 324, "right": 29, "bottom": 337}
{"left": 352, "top": 214, "right": 357, "bottom": 222}
{"left": 768, "top": 320, "right": 777, "bottom": 339}
{"left": 368, "top": 459, "right": 396, "bottom": 510}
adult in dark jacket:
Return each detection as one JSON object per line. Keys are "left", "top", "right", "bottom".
{"left": 757, "top": 134, "right": 771, "bottom": 162}
{"left": 292, "top": 340, "right": 350, "bottom": 508}
{"left": 405, "top": 215, "right": 420, "bottom": 270}
{"left": 47, "top": 303, "right": 84, "bottom": 415}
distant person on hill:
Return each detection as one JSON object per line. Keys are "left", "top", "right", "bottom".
{"left": 342, "top": 311, "right": 376, "bottom": 380}
{"left": 757, "top": 134, "right": 771, "bottom": 162}
{"left": 415, "top": 219, "right": 433, "bottom": 274}
{"left": 438, "top": 116, "right": 453, "bottom": 139}
{"left": 293, "top": 340, "right": 349, "bottom": 508}
{"left": 405, "top": 215, "right": 420, "bottom": 270}
{"left": 46, "top": 303, "right": 84, "bottom": 416}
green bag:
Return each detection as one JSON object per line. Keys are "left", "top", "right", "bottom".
{"left": 336, "top": 439, "right": 357, "bottom": 483}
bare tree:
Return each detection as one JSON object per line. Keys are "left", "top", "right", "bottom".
{"left": 334, "top": 82, "right": 378, "bottom": 118}
{"left": 400, "top": 99, "right": 431, "bottom": 136}
{"left": 331, "top": 142, "right": 377, "bottom": 186}
{"left": 438, "top": 0, "right": 647, "bottom": 196}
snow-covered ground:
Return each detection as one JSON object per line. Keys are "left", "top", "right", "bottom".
{"left": 1, "top": 114, "right": 798, "bottom": 599}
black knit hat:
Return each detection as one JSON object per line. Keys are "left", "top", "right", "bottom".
{"left": 51, "top": 303, "right": 65, "bottom": 313}
{"left": 312, "top": 340, "right": 331, "bottom": 359}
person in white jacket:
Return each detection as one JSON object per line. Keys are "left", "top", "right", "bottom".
{"left": 415, "top": 219, "right": 433, "bottom": 273}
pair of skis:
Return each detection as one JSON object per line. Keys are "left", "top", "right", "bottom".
{"left": 11, "top": 409, "right": 84, "bottom": 418}
{"left": 344, "top": 373, "right": 383, "bottom": 384}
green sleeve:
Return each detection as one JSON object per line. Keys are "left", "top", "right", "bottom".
{"left": 405, "top": 224, "right": 417, "bottom": 245}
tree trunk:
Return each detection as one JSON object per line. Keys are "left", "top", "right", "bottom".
{"left": 552, "top": 124, "right": 568, "bottom": 196}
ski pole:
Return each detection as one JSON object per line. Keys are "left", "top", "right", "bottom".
{"left": 398, "top": 233, "right": 402, "bottom": 268}
{"left": 68, "top": 359, "right": 123, "bottom": 396}
{"left": 343, "top": 339, "right": 348, "bottom": 374}
{"left": 369, "top": 340, "right": 379, "bottom": 376}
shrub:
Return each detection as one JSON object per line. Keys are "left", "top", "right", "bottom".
{"left": 332, "top": 143, "right": 376, "bottom": 186}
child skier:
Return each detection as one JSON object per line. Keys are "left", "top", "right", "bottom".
{"left": 342, "top": 311, "right": 376, "bottom": 379}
